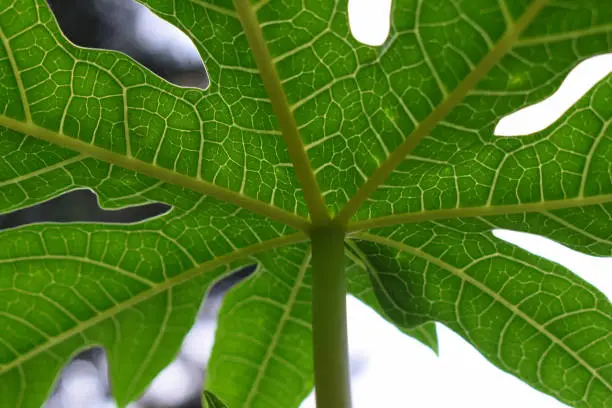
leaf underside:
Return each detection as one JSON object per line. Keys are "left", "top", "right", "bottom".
{"left": 0, "top": 1, "right": 611, "bottom": 408}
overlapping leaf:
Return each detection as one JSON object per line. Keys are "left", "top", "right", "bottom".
{"left": 0, "top": 184, "right": 307, "bottom": 407}
{"left": 0, "top": 0, "right": 611, "bottom": 407}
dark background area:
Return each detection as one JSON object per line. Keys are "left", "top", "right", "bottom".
{"left": 8, "top": 3, "right": 609, "bottom": 408}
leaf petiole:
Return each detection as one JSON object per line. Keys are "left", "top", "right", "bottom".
{"left": 310, "top": 224, "right": 352, "bottom": 408}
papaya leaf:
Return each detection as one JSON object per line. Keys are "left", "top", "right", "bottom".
{"left": 0, "top": 1, "right": 611, "bottom": 408}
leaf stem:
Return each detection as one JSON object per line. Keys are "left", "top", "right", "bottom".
{"left": 233, "top": 0, "right": 330, "bottom": 226}
{"left": 310, "top": 225, "right": 352, "bottom": 408}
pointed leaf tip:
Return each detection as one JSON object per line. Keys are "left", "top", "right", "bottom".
{"left": 203, "top": 390, "right": 229, "bottom": 408}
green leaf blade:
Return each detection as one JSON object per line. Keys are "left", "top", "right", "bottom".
{"left": 0, "top": 223, "right": 223, "bottom": 407}
{"left": 207, "top": 245, "right": 313, "bottom": 408}
{"left": 352, "top": 212, "right": 612, "bottom": 407}
{"left": 2, "top": 0, "right": 612, "bottom": 406}
{"left": 346, "top": 243, "right": 439, "bottom": 354}
{"left": 203, "top": 390, "right": 229, "bottom": 408}
{"left": 0, "top": 0, "right": 309, "bottom": 227}
{"left": 0, "top": 195, "right": 304, "bottom": 408}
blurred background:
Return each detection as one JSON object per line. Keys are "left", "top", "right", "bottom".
{"left": 1, "top": 0, "right": 609, "bottom": 407}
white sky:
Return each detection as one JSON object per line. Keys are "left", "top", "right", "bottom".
{"left": 84, "top": 1, "right": 611, "bottom": 408}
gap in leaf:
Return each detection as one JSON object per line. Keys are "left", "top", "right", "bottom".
{"left": 348, "top": 0, "right": 392, "bottom": 46}
{"left": 495, "top": 53, "right": 612, "bottom": 137}
{"left": 45, "top": 352, "right": 109, "bottom": 408}
{"left": 0, "top": 189, "right": 170, "bottom": 230}
{"left": 209, "top": 264, "right": 257, "bottom": 298}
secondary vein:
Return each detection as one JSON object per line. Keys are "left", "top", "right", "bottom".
{"left": 347, "top": 194, "right": 612, "bottom": 232}
{"left": 233, "top": 0, "right": 330, "bottom": 226}
{"left": 334, "top": 0, "right": 549, "bottom": 226}
{"left": 0, "top": 231, "right": 308, "bottom": 374}
{"left": 354, "top": 231, "right": 612, "bottom": 394}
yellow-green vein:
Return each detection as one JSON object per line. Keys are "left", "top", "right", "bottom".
{"left": 334, "top": 0, "right": 549, "bottom": 226}
{"left": 0, "top": 231, "right": 308, "bottom": 374}
{"left": 346, "top": 194, "right": 612, "bottom": 232}
{"left": 233, "top": 0, "right": 330, "bottom": 226}
{"left": 354, "top": 231, "right": 612, "bottom": 394}
{"left": 0, "top": 116, "right": 309, "bottom": 231}
{"left": 242, "top": 248, "right": 311, "bottom": 407}
{"left": 0, "top": 25, "right": 31, "bottom": 122}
